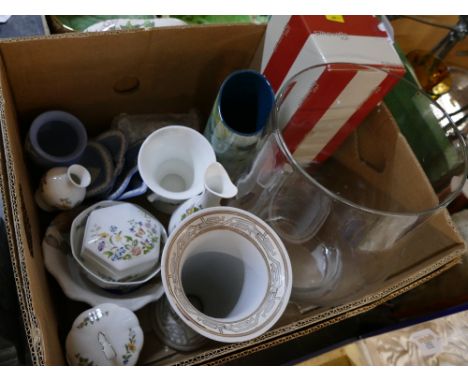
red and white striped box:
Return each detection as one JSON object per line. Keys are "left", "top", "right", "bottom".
{"left": 261, "top": 15, "right": 405, "bottom": 162}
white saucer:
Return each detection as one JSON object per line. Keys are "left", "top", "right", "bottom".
{"left": 43, "top": 213, "right": 164, "bottom": 311}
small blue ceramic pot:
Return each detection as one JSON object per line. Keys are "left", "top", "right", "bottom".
{"left": 204, "top": 70, "right": 275, "bottom": 179}
{"left": 25, "top": 110, "right": 88, "bottom": 168}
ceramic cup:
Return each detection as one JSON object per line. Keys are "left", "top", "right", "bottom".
{"left": 25, "top": 110, "right": 88, "bottom": 168}
{"left": 138, "top": 125, "right": 216, "bottom": 213}
{"left": 161, "top": 206, "right": 292, "bottom": 343}
{"left": 204, "top": 70, "right": 275, "bottom": 180}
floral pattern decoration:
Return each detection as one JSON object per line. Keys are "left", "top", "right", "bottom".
{"left": 122, "top": 328, "right": 137, "bottom": 365}
{"left": 77, "top": 310, "right": 109, "bottom": 329}
{"left": 59, "top": 197, "right": 73, "bottom": 209}
{"left": 180, "top": 204, "right": 203, "bottom": 221}
{"left": 90, "top": 218, "right": 159, "bottom": 262}
{"left": 74, "top": 353, "right": 94, "bottom": 366}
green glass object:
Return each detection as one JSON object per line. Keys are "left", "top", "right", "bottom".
{"left": 384, "top": 44, "right": 458, "bottom": 188}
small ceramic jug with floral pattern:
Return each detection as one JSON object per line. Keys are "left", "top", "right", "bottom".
{"left": 168, "top": 162, "right": 237, "bottom": 234}
{"left": 35, "top": 164, "right": 91, "bottom": 212}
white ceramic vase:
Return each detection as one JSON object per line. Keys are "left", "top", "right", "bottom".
{"left": 35, "top": 164, "right": 91, "bottom": 212}
{"left": 161, "top": 207, "right": 292, "bottom": 343}
{"left": 138, "top": 125, "right": 217, "bottom": 214}
{"left": 168, "top": 162, "right": 238, "bottom": 234}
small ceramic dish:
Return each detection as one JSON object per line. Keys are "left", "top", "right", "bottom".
{"left": 107, "top": 167, "right": 148, "bottom": 201}
{"left": 81, "top": 202, "right": 165, "bottom": 281}
{"left": 107, "top": 142, "right": 147, "bottom": 201}
{"left": 117, "top": 170, "right": 147, "bottom": 200}
{"left": 66, "top": 303, "right": 144, "bottom": 366}
{"left": 78, "top": 141, "right": 115, "bottom": 198}
{"left": 70, "top": 201, "right": 166, "bottom": 291}
{"left": 43, "top": 210, "right": 164, "bottom": 311}
{"left": 73, "top": 261, "right": 157, "bottom": 293}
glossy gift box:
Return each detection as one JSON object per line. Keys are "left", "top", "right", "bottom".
{"left": 261, "top": 15, "right": 406, "bottom": 162}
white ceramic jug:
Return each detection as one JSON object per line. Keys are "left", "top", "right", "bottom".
{"left": 168, "top": 162, "right": 237, "bottom": 234}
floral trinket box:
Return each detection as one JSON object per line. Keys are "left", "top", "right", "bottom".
{"left": 66, "top": 303, "right": 144, "bottom": 366}
{"left": 81, "top": 202, "right": 163, "bottom": 282}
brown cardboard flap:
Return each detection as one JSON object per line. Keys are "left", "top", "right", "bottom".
{"left": 332, "top": 105, "right": 439, "bottom": 213}
{"left": 0, "top": 25, "right": 265, "bottom": 136}
{"left": 0, "top": 53, "right": 63, "bottom": 365}
{"left": 0, "top": 58, "right": 31, "bottom": 358}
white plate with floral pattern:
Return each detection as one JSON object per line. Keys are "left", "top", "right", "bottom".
{"left": 43, "top": 208, "right": 164, "bottom": 311}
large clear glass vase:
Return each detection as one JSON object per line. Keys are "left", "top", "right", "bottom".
{"left": 231, "top": 63, "right": 467, "bottom": 310}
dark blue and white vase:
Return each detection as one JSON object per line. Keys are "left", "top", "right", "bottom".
{"left": 204, "top": 70, "right": 275, "bottom": 180}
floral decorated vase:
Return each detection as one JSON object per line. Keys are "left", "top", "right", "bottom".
{"left": 35, "top": 164, "right": 91, "bottom": 212}
{"left": 168, "top": 162, "right": 237, "bottom": 234}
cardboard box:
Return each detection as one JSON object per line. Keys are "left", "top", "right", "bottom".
{"left": 261, "top": 16, "right": 405, "bottom": 162}
{"left": 0, "top": 25, "right": 465, "bottom": 365}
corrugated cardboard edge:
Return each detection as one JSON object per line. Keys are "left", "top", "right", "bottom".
{"left": 0, "top": 79, "right": 44, "bottom": 365}
{"left": 164, "top": 249, "right": 463, "bottom": 365}
{"left": 0, "top": 23, "right": 256, "bottom": 44}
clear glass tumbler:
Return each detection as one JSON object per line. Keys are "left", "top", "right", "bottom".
{"left": 231, "top": 63, "right": 467, "bottom": 310}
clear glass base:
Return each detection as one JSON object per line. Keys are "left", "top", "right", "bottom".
{"left": 286, "top": 241, "right": 342, "bottom": 305}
